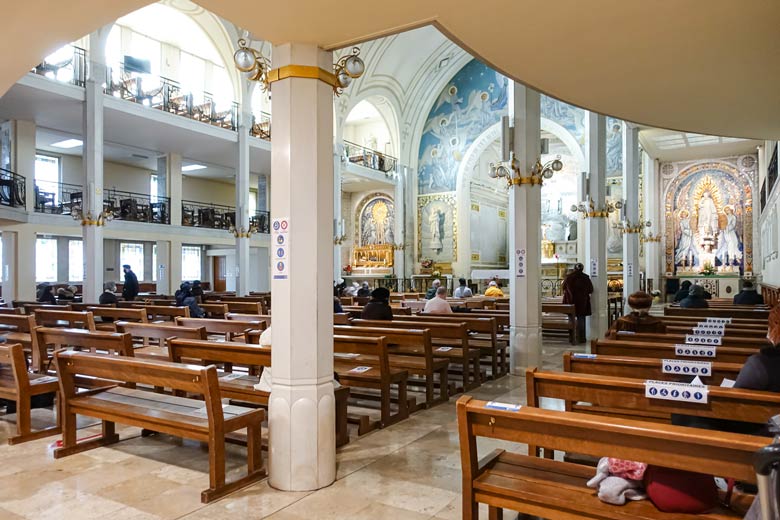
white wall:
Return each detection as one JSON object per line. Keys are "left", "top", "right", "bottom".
{"left": 759, "top": 140, "right": 780, "bottom": 286}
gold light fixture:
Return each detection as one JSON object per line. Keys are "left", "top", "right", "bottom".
{"left": 229, "top": 224, "right": 259, "bottom": 239}
{"left": 614, "top": 218, "right": 652, "bottom": 234}
{"left": 72, "top": 209, "right": 113, "bottom": 227}
{"left": 570, "top": 198, "right": 623, "bottom": 219}
{"left": 642, "top": 230, "right": 663, "bottom": 243}
{"left": 488, "top": 153, "right": 563, "bottom": 188}
{"left": 391, "top": 242, "right": 406, "bottom": 251}
{"left": 233, "top": 38, "right": 271, "bottom": 90}
{"left": 333, "top": 234, "right": 347, "bottom": 245}
{"left": 332, "top": 47, "right": 365, "bottom": 95}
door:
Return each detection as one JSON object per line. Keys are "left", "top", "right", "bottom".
{"left": 213, "top": 256, "right": 227, "bottom": 292}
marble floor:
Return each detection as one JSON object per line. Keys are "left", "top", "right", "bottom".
{"left": 0, "top": 338, "right": 582, "bottom": 519}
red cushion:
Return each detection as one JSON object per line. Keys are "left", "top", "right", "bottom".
{"left": 644, "top": 466, "right": 718, "bottom": 513}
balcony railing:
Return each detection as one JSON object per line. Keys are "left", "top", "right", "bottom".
{"left": 105, "top": 66, "right": 239, "bottom": 131}
{"left": 250, "top": 112, "right": 271, "bottom": 140}
{"left": 0, "top": 168, "right": 26, "bottom": 208}
{"left": 250, "top": 211, "right": 270, "bottom": 234}
{"left": 182, "top": 200, "right": 236, "bottom": 230}
{"left": 34, "top": 182, "right": 82, "bottom": 214}
{"left": 31, "top": 45, "right": 87, "bottom": 87}
{"left": 104, "top": 189, "right": 170, "bottom": 224}
{"left": 344, "top": 141, "right": 397, "bottom": 175}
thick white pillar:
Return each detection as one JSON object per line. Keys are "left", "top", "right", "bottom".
{"left": 508, "top": 83, "right": 542, "bottom": 373}
{"left": 393, "top": 170, "right": 405, "bottom": 290}
{"left": 81, "top": 39, "right": 105, "bottom": 303}
{"left": 1, "top": 231, "right": 17, "bottom": 301}
{"left": 13, "top": 121, "right": 36, "bottom": 213}
{"left": 268, "top": 43, "right": 336, "bottom": 491}
{"left": 643, "top": 153, "right": 661, "bottom": 291}
{"left": 170, "top": 239, "right": 182, "bottom": 290}
{"left": 622, "top": 123, "right": 641, "bottom": 302}
{"left": 15, "top": 229, "right": 36, "bottom": 301}
{"left": 168, "top": 153, "right": 182, "bottom": 226}
{"left": 333, "top": 144, "right": 343, "bottom": 281}
{"left": 586, "top": 114, "right": 608, "bottom": 339}
{"left": 155, "top": 240, "right": 171, "bottom": 296}
{"left": 236, "top": 101, "right": 251, "bottom": 296}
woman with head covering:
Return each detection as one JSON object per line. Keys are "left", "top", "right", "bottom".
{"left": 673, "top": 280, "right": 692, "bottom": 302}
{"left": 37, "top": 284, "right": 56, "bottom": 304}
{"left": 612, "top": 291, "right": 666, "bottom": 334}
{"left": 679, "top": 284, "right": 709, "bottom": 308}
{"left": 361, "top": 287, "right": 394, "bottom": 320}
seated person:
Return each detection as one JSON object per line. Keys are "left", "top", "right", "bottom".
{"left": 673, "top": 280, "right": 692, "bottom": 302}
{"left": 679, "top": 284, "right": 708, "bottom": 308}
{"left": 190, "top": 280, "right": 204, "bottom": 303}
{"left": 612, "top": 291, "right": 666, "bottom": 334}
{"left": 99, "top": 282, "right": 118, "bottom": 305}
{"left": 57, "top": 285, "right": 77, "bottom": 300}
{"left": 333, "top": 297, "right": 344, "bottom": 314}
{"left": 733, "top": 280, "right": 765, "bottom": 305}
{"left": 361, "top": 287, "right": 393, "bottom": 320}
{"left": 37, "top": 284, "right": 56, "bottom": 304}
{"left": 423, "top": 287, "right": 453, "bottom": 314}
{"left": 453, "top": 278, "right": 473, "bottom": 299}
{"left": 356, "top": 281, "right": 371, "bottom": 298}
{"left": 175, "top": 282, "right": 205, "bottom": 318}
{"left": 425, "top": 279, "right": 441, "bottom": 300}
{"left": 484, "top": 280, "right": 504, "bottom": 298}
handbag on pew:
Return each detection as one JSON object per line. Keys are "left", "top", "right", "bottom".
{"left": 644, "top": 466, "right": 734, "bottom": 514}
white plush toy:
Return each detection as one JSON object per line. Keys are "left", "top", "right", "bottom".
{"left": 586, "top": 457, "right": 647, "bottom": 505}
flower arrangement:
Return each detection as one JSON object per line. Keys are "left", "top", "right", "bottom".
{"left": 699, "top": 261, "right": 716, "bottom": 276}
{"left": 342, "top": 264, "right": 352, "bottom": 275}
{"left": 420, "top": 258, "right": 433, "bottom": 269}
{"left": 432, "top": 270, "right": 441, "bottom": 278}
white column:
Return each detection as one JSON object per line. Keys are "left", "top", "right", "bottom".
{"left": 170, "top": 239, "right": 182, "bottom": 290}
{"left": 586, "top": 113, "right": 608, "bottom": 339}
{"left": 393, "top": 170, "right": 405, "bottom": 290}
{"left": 1, "top": 231, "right": 17, "bottom": 301}
{"left": 508, "top": 83, "right": 542, "bottom": 373}
{"left": 155, "top": 240, "right": 171, "bottom": 296}
{"left": 235, "top": 101, "right": 251, "bottom": 296}
{"left": 643, "top": 152, "right": 661, "bottom": 291}
{"left": 81, "top": 39, "right": 105, "bottom": 303}
{"left": 168, "top": 153, "right": 182, "bottom": 226}
{"left": 268, "top": 43, "right": 336, "bottom": 491}
{"left": 622, "top": 123, "right": 640, "bottom": 302}
{"left": 13, "top": 121, "right": 36, "bottom": 213}
{"left": 15, "top": 229, "right": 36, "bottom": 301}
{"left": 333, "top": 145, "right": 343, "bottom": 281}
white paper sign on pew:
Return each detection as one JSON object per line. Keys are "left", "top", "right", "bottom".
{"left": 685, "top": 334, "right": 722, "bottom": 346}
{"left": 645, "top": 380, "right": 709, "bottom": 404}
{"left": 706, "top": 317, "right": 732, "bottom": 325}
{"left": 675, "top": 344, "right": 717, "bottom": 358}
{"left": 696, "top": 322, "right": 726, "bottom": 332}
{"left": 661, "top": 359, "right": 713, "bottom": 377}
{"left": 690, "top": 327, "right": 725, "bottom": 337}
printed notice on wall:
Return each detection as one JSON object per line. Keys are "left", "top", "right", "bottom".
{"left": 515, "top": 249, "right": 526, "bottom": 278}
{"left": 627, "top": 262, "right": 634, "bottom": 277}
{"left": 272, "top": 217, "right": 290, "bottom": 280}
{"left": 590, "top": 258, "right": 598, "bottom": 277}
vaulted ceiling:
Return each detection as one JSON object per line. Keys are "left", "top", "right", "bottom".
{"left": 3, "top": 0, "right": 779, "bottom": 139}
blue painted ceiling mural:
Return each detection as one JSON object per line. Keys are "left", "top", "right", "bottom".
{"left": 417, "top": 59, "right": 588, "bottom": 195}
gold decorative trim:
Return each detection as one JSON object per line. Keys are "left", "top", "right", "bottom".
{"left": 266, "top": 65, "right": 338, "bottom": 87}
{"left": 511, "top": 176, "right": 543, "bottom": 186}
{"left": 587, "top": 211, "right": 609, "bottom": 218}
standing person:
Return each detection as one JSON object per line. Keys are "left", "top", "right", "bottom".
{"left": 484, "top": 281, "right": 504, "bottom": 298}
{"left": 122, "top": 264, "right": 139, "bottom": 301}
{"left": 453, "top": 278, "right": 473, "bottom": 299}
{"left": 423, "top": 287, "right": 453, "bottom": 314}
{"left": 562, "top": 263, "right": 594, "bottom": 343}
{"left": 425, "top": 279, "right": 441, "bottom": 299}
{"left": 361, "top": 287, "right": 394, "bottom": 320}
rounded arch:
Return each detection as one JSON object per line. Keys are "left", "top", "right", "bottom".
{"left": 541, "top": 118, "right": 586, "bottom": 169}
{"left": 341, "top": 96, "right": 400, "bottom": 159}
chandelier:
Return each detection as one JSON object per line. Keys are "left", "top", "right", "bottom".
{"left": 488, "top": 153, "right": 563, "bottom": 188}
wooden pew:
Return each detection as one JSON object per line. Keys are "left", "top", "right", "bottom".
{"left": 408, "top": 314, "right": 506, "bottom": 378}
{"left": 0, "top": 314, "right": 37, "bottom": 361}
{"left": 526, "top": 367, "right": 780, "bottom": 431}
{"left": 660, "top": 315, "right": 769, "bottom": 328}
{"left": 199, "top": 303, "right": 229, "bottom": 318}
{"left": 115, "top": 321, "right": 207, "bottom": 360}
{"left": 664, "top": 324, "right": 767, "bottom": 339}
{"left": 88, "top": 307, "right": 148, "bottom": 331}
{"left": 144, "top": 305, "right": 190, "bottom": 322}
{"left": 0, "top": 307, "right": 23, "bottom": 315}
{"left": 541, "top": 302, "right": 577, "bottom": 345}
{"left": 352, "top": 319, "right": 480, "bottom": 391}
{"left": 33, "top": 327, "right": 135, "bottom": 373}
{"left": 0, "top": 343, "right": 60, "bottom": 444}
{"left": 22, "top": 303, "right": 72, "bottom": 314}
{"left": 217, "top": 301, "right": 263, "bottom": 314}
{"left": 32, "top": 309, "right": 96, "bottom": 331}
{"left": 457, "top": 396, "right": 763, "bottom": 519}
{"left": 175, "top": 317, "right": 265, "bottom": 342}
{"left": 610, "top": 330, "right": 769, "bottom": 348}
{"left": 167, "top": 338, "right": 350, "bottom": 447}
{"left": 70, "top": 303, "right": 115, "bottom": 312}
{"left": 563, "top": 352, "right": 742, "bottom": 386}
{"left": 592, "top": 338, "right": 757, "bottom": 364}
{"left": 334, "top": 325, "right": 449, "bottom": 406}
{"left": 334, "top": 335, "right": 410, "bottom": 429}
{"left": 53, "top": 350, "right": 266, "bottom": 503}
{"left": 665, "top": 305, "right": 770, "bottom": 320}
{"left": 225, "top": 313, "right": 272, "bottom": 329}
{"left": 333, "top": 313, "right": 351, "bottom": 325}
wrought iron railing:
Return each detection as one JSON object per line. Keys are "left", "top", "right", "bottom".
{"left": 105, "top": 66, "right": 239, "bottom": 131}
{"left": 344, "top": 141, "right": 397, "bottom": 174}
{"left": 0, "top": 168, "right": 25, "bottom": 208}
{"left": 182, "top": 200, "right": 236, "bottom": 229}
{"left": 250, "top": 112, "right": 271, "bottom": 140}
{"left": 30, "top": 45, "right": 87, "bottom": 87}
{"left": 34, "top": 182, "right": 82, "bottom": 214}
{"left": 104, "top": 188, "right": 170, "bottom": 224}
{"left": 540, "top": 278, "right": 563, "bottom": 298}
{"left": 250, "top": 211, "right": 270, "bottom": 234}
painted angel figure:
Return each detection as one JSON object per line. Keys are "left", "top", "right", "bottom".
{"left": 675, "top": 209, "right": 698, "bottom": 265}
{"left": 721, "top": 206, "right": 742, "bottom": 262}
{"left": 429, "top": 208, "right": 443, "bottom": 253}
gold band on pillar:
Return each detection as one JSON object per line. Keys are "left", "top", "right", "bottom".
{"left": 266, "top": 65, "right": 338, "bottom": 88}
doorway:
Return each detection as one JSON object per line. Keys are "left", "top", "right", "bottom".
{"left": 213, "top": 256, "right": 227, "bottom": 292}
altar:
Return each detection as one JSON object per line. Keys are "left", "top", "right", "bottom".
{"left": 671, "top": 274, "right": 741, "bottom": 298}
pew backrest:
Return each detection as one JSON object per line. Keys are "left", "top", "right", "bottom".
{"left": 334, "top": 334, "right": 390, "bottom": 383}
{"left": 144, "top": 305, "right": 190, "bottom": 321}
{"left": 32, "top": 310, "right": 96, "bottom": 331}
{"left": 116, "top": 321, "right": 207, "bottom": 345}
{"left": 168, "top": 338, "right": 271, "bottom": 368}
{"left": 33, "top": 326, "right": 135, "bottom": 372}
{"left": 592, "top": 338, "right": 757, "bottom": 364}
{"left": 175, "top": 317, "right": 265, "bottom": 341}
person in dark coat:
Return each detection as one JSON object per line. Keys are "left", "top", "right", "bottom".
{"left": 611, "top": 291, "right": 666, "bottom": 334}
{"left": 562, "top": 263, "right": 593, "bottom": 343}
{"left": 361, "top": 287, "right": 393, "bottom": 321}
{"left": 733, "top": 280, "right": 765, "bottom": 305}
{"left": 190, "top": 280, "right": 204, "bottom": 303}
{"left": 333, "top": 297, "right": 344, "bottom": 313}
{"left": 37, "top": 284, "right": 56, "bottom": 304}
{"left": 356, "top": 281, "right": 371, "bottom": 298}
{"left": 175, "top": 282, "right": 205, "bottom": 318}
{"left": 673, "top": 280, "right": 692, "bottom": 302}
{"left": 122, "top": 264, "right": 139, "bottom": 301}
{"left": 679, "top": 284, "right": 708, "bottom": 308}
{"left": 99, "top": 282, "right": 118, "bottom": 305}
